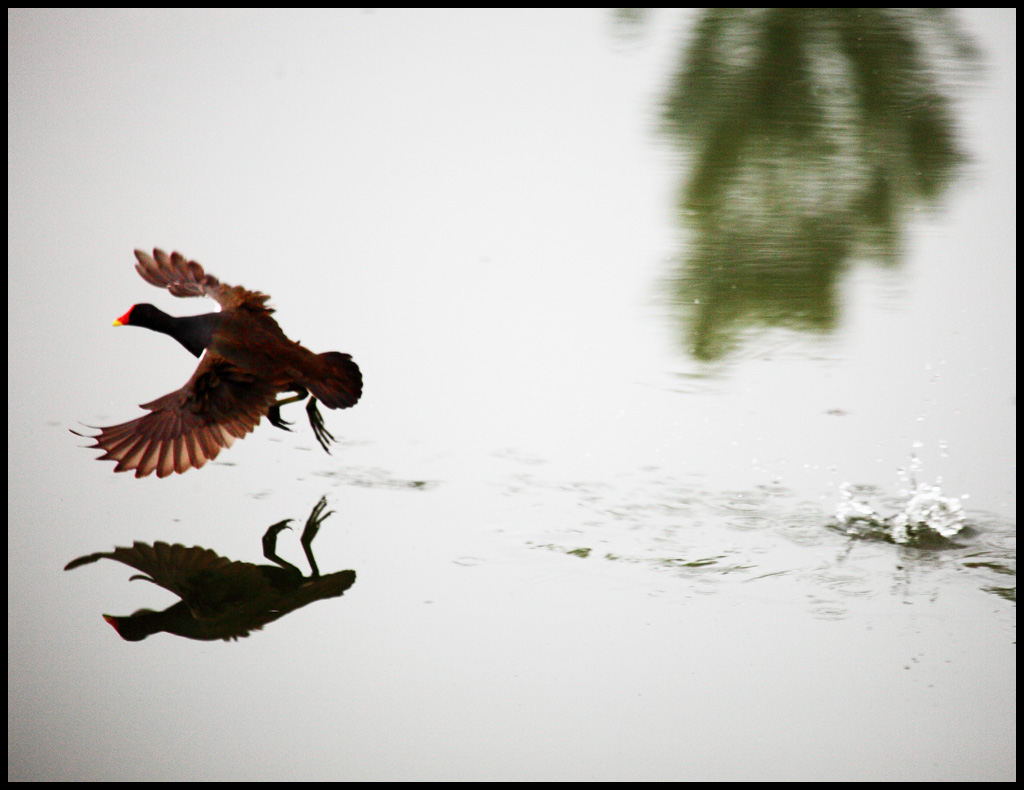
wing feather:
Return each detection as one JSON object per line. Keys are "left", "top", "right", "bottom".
{"left": 133, "top": 248, "right": 274, "bottom": 313}
{"left": 78, "top": 355, "right": 279, "bottom": 478}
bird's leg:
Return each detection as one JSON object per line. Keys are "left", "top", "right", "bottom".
{"left": 306, "top": 397, "right": 336, "bottom": 454}
{"left": 262, "top": 519, "right": 301, "bottom": 575}
{"left": 266, "top": 407, "right": 292, "bottom": 431}
{"left": 300, "top": 496, "right": 333, "bottom": 578}
{"left": 267, "top": 387, "right": 310, "bottom": 431}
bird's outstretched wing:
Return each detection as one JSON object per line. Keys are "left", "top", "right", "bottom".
{"left": 133, "top": 248, "right": 274, "bottom": 314}
{"left": 74, "top": 356, "right": 280, "bottom": 477}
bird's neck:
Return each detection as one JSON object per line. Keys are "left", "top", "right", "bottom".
{"left": 148, "top": 311, "right": 220, "bottom": 358}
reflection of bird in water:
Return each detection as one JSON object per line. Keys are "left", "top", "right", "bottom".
{"left": 64, "top": 497, "right": 355, "bottom": 641}
{"left": 75, "top": 248, "right": 362, "bottom": 477}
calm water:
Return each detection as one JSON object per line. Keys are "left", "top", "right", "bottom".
{"left": 8, "top": 9, "right": 1015, "bottom": 781}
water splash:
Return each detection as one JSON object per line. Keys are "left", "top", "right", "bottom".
{"left": 836, "top": 456, "right": 967, "bottom": 545}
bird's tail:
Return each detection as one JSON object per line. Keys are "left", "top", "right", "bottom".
{"left": 309, "top": 352, "right": 362, "bottom": 409}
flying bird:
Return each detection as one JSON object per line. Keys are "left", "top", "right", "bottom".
{"left": 76, "top": 248, "right": 362, "bottom": 477}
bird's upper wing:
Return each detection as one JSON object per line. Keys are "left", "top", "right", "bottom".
{"left": 133, "top": 248, "right": 274, "bottom": 314}
{"left": 76, "top": 355, "right": 280, "bottom": 478}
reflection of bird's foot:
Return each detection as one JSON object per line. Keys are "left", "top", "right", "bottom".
{"left": 306, "top": 398, "right": 335, "bottom": 454}
{"left": 301, "top": 497, "right": 333, "bottom": 578}
{"left": 267, "top": 406, "right": 293, "bottom": 432}
{"left": 302, "top": 496, "right": 332, "bottom": 543}
{"left": 263, "top": 519, "right": 293, "bottom": 549}
{"left": 263, "top": 519, "right": 301, "bottom": 574}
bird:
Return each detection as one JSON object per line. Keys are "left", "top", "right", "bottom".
{"left": 64, "top": 496, "right": 356, "bottom": 641}
{"left": 75, "top": 248, "right": 362, "bottom": 478}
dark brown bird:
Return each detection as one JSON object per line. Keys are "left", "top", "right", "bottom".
{"left": 64, "top": 496, "right": 356, "bottom": 641}
{"left": 76, "top": 248, "right": 362, "bottom": 478}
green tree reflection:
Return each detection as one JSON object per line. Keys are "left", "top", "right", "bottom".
{"left": 658, "top": 8, "right": 979, "bottom": 360}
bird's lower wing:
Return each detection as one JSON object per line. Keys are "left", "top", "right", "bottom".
{"left": 77, "top": 356, "right": 278, "bottom": 478}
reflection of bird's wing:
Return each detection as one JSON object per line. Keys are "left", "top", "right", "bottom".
{"left": 133, "top": 248, "right": 274, "bottom": 314}
{"left": 75, "top": 356, "right": 280, "bottom": 477}
{"left": 65, "top": 542, "right": 276, "bottom": 611}
{"left": 66, "top": 542, "right": 244, "bottom": 590}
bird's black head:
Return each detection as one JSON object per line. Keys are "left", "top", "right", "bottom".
{"left": 103, "top": 612, "right": 152, "bottom": 642}
{"left": 112, "top": 303, "right": 217, "bottom": 358}
{"left": 112, "top": 303, "right": 167, "bottom": 329}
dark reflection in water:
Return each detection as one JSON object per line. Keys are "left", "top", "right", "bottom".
{"left": 655, "top": 8, "right": 979, "bottom": 360}
{"left": 64, "top": 497, "right": 355, "bottom": 641}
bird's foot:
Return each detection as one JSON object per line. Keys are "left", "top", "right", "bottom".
{"left": 306, "top": 398, "right": 335, "bottom": 454}
{"left": 267, "top": 405, "right": 293, "bottom": 431}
